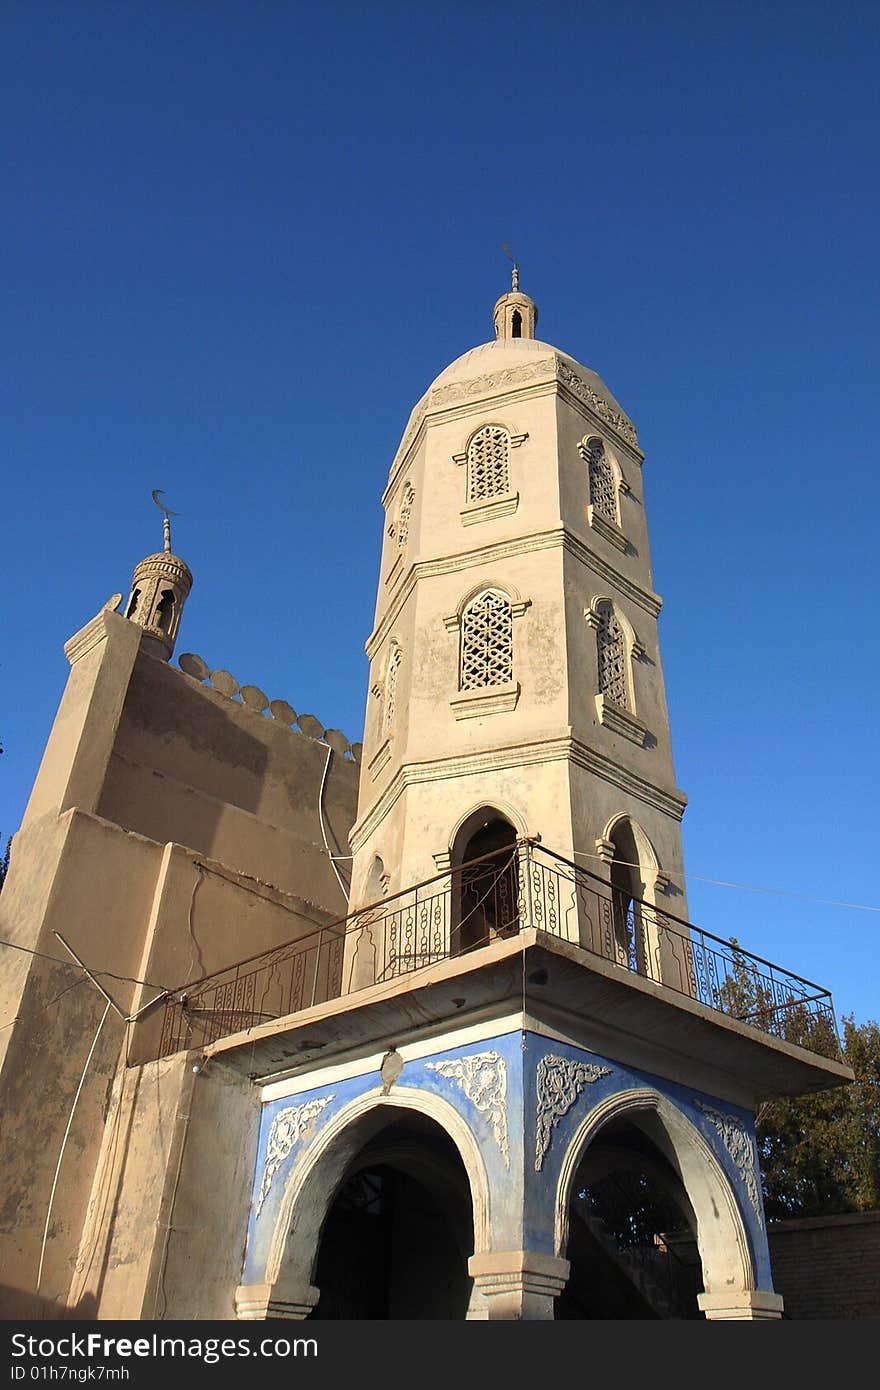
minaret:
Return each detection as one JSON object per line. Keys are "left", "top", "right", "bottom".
{"left": 124, "top": 494, "right": 193, "bottom": 660}
{"left": 346, "top": 272, "right": 688, "bottom": 984}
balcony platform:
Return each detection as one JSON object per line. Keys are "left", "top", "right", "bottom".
{"left": 200, "top": 928, "right": 853, "bottom": 1109}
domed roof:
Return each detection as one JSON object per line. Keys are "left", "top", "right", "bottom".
{"left": 430, "top": 336, "right": 629, "bottom": 418}
{"left": 389, "top": 283, "right": 639, "bottom": 473}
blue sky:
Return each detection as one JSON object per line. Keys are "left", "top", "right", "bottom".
{"left": 2, "top": 1, "right": 878, "bottom": 1026}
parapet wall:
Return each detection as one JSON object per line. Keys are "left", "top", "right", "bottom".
{"left": 768, "top": 1210, "right": 880, "bottom": 1319}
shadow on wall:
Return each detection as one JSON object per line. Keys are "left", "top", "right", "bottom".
{"left": 0, "top": 1286, "right": 98, "bottom": 1321}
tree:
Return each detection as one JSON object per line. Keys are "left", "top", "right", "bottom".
{"left": 757, "top": 1014, "right": 880, "bottom": 1220}
{"left": 0, "top": 836, "right": 9, "bottom": 892}
{"left": 714, "top": 940, "right": 879, "bottom": 1219}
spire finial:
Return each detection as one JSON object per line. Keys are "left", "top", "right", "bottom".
{"left": 494, "top": 248, "right": 538, "bottom": 341}
{"left": 503, "top": 242, "right": 519, "bottom": 292}
{"left": 151, "top": 489, "right": 179, "bottom": 554}
{"left": 126, "top": 490, "right": 192, "bottom": 661}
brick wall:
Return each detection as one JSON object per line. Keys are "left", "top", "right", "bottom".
{"left": 768, "top": 1210, "right": 880, "bottom": 1319}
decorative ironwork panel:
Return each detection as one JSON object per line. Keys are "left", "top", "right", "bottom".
{"left": 585, "top": 437, "right": 617, "bottom": 522}
{"left": 460, "top": 589, "right": 513, "bottom": 690}
{"left": 596, "top": 602, "right": 628, "bottom": 708}
{"left": 467, "top": 426, "right": 510, "bottom": 502}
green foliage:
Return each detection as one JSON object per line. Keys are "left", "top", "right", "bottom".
{"left": 0, "top": 836, "right": 9, "bottom": 892}
{"left": 714, "top": 939, "right": 878, "bottom": 1219}
{"left": 758, "top": 1015, "right": 880, "bottom": 1220}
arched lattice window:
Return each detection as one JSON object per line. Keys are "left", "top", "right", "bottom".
{"left": 385, "top": 643, "right": 402, "bottom": 728}
{"left": 467, "top": 426, "right": 510, "bottom": 503}
{"left": 585, "top": 437, "right": 617, "bottom": 523}
{"left": 460, "top": 590, "right": 513, "bottom": 690}
{"left": 398, "top": 483, "right": 414, "bottom": 549}
{"left": 596, "top": 602, "right": 629, "bottom": 709}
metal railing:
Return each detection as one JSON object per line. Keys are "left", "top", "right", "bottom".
{"left": 155, "top": 841, "right": 841, "bottom": 1061}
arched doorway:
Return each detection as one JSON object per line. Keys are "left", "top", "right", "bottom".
{"left": 308, "top": 1112, "right": 474, "bottom": 1319}
{"left": 557, "top": 1116, "right": 703, "bottom": 1319}
{"left": 608, "top": 818, "right": 649, "bottom": 975}
{"left": 451, "top": 811, "right": 519, "bottom": 955}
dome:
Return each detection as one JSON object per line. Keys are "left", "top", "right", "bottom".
{"left": 427, "top": 336, "right": 634, "bottom": 430}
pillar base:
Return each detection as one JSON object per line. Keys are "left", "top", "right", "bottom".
{"left": 468, "top": 1251, "right": 570, "bottom": 1320}
{"left": 698, "top": 1289, "right": 784, "bottom": 1320}
{"left": 235, "top": 1281, "right": 320, "bottom": 1320}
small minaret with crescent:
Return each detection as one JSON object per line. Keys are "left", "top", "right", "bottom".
{"left": 124, "top": 496, "right": 193, "bottom": 660}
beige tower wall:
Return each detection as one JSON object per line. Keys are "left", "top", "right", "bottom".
{"left": 0, "top": 605, "right": 359, "bottom": 1317}
{"left": 349, "top": 336, "right": 688, "bottom": 972}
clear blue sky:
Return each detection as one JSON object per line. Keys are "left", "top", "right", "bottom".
{"left": 2, "top": 1, "right": 878, "bottom": 1026}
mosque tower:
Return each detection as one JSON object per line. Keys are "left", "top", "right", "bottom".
{"left": 227, "top": 273, "right": 849, "bottom": 1322}
{"left": 345, "top": 268, "right": 687, "bottom": 988}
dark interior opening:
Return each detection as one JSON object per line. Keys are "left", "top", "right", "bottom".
{"left": 453, "top": 815, "right": 519, "bottom": 954}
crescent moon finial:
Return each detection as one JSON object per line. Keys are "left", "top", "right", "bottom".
{"left": 151, "top": 489, "right": 180, "bottom": 553}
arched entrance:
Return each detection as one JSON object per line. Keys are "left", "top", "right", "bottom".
{"left": 308, "top": 1112, "right": 474, "bottom": 1318}
{"left": 557, "top": 1117, "right": 702, "bottom": 1318}
{"left": 451, "top": 809, "right": 519, "bottom": 955}
{"left": 555, "top": 1089, "right": 756, "bottom": 1321}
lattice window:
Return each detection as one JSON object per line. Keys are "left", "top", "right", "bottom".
{"left": 596, "top": 603, "right": 629, "bottom": 709}
{"left": 586, "top": 437, "right": 617, "bottom": 523}
{"left": 460, "top": 590, "right": 513, "bottom": 690}
{"left": 398, "top": 483, "right": 414, "bottom": 549}
{"left": 385, "top": 643, "right": 402, "bottom": 728}
{"left": 467, "top": 426, "right": 510, "bottom": 502}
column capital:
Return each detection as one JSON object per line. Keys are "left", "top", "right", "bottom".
{"left": 468, "top": 1251, "right": 570, "bottom": 1320}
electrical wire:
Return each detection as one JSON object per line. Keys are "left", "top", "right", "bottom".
{"left": 318, "top": 742, "right": 351, "bottom": 899}
{"left": 0, "top": 936, "right": 173, "bottom": 990}
{"left": 568, "top": 848, "right": 880, "bottom": 915}
{"left": 36, "top": 1001, "right": 112, "bottom": 1294}
{"left": 0, "top": 974, "right": 89, "bottom": 1033}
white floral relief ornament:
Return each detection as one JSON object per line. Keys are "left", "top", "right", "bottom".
{"left": 535, "top": 1054, "right": 612, "bottom": 1171}
{"left": 425, "top": 1050, "right": 510, "bottom": 1166}
{"left": 696, "top": 1101, "right": 764, "bottom": 1228}
{"left": 255, "top": 1094, "right": 335, "bottom": 1215}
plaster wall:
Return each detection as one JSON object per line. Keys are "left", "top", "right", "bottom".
{"left": 70, "top": 1053, "right": 258, "bottom": 1320}
{"left": 98, "top": 651, "right": 357, "bottom": 911}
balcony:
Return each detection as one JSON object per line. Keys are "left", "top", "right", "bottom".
{"left": 154, "top": 842, "right": 842, "bottom": 1068}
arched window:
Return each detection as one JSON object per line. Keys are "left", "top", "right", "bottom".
{"left": 398, "top": 483, "right": 414, "bottom": 549}
{"left": 460, "top": 590, "right": 513, "bottom": 690}
{"left": 155, "top": 589, "right": 175, "bottom": 634}
{"left": 467, "top": 426, "right": 510, "bottom": 503}
{"left": 585, "top": 437, "right": 617, "bottom": 524}
{"left": 384, "top": 643, "right": 402, "bottom": 729}
{"left": 596, "top": 602, "right": 629, "bottom": 709}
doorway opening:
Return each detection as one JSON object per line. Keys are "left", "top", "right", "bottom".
{"left": 451, "top": 812, "right": 519, "bottom": 955}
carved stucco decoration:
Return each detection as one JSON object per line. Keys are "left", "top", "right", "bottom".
{"left": 255, "top": 1094, "right": 335, "bottom": 1215}
{"left": 696, "top": 1101, "right": 764, "bottom": 1228}
{"left": 535, "top": 1055, "right": 612, "bottom": 1171}
{"left": 426, "top": 1050, "right": 510, "bottom": 1166}
{"left": 431, "top": 358, "right": 554, "bottom": 407}
{"left": 554, "top": 361, "right": 639, "bottom": 448}
{"left": 390, "top": 355, "right": 638, "bottom": 482}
